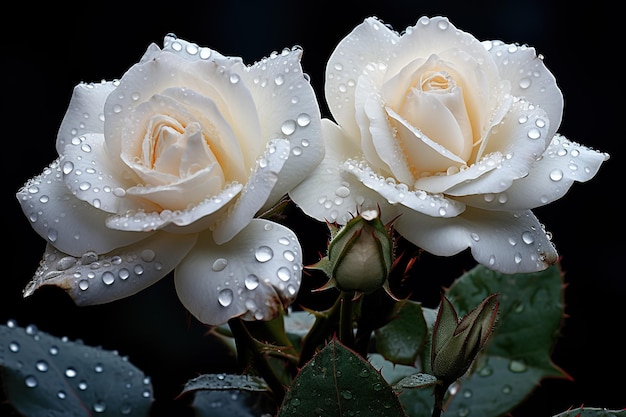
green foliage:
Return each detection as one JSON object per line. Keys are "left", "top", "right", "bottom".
{"left": 0, "top": 321, "right": 153, "bottom": 417}
{"left": 374, "top": 300, "right": 427, "bottom": 366}
{"left": 278, "top": 338, "right": 406, "bottom": 417}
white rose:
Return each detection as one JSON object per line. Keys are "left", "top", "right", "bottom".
{"left": 17, "top": 35, "right": 323, "bottom": 325}
{"left": 290, "top": 16, "right": 608, "bottom": 274}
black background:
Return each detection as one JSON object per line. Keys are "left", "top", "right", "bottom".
{"left": 3, "top": 0, "right": 624, "bottom": 416}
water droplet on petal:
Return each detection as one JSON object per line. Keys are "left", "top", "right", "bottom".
{"left": 245, "top": 274, "right": 260, "bottom": 290}
{"left": 212, "top": 258, "right": 228, "bottom": 271}
{"left": 218, "top": 288, "right": 234, "bottom": 307}
{"left": 255, "top": 246, "right": 274, "bottom": 262}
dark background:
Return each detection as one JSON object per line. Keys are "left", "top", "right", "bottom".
{"left": 3, "top": 0, "right": 623, "bottom": 416}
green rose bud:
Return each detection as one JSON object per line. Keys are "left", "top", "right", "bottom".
{"left": 310, "top": 209, "right": 394, "bottom": 295}
{"left": 430, "top": 293, "right": 499, "bottom": 384}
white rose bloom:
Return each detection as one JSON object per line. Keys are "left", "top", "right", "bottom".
{"left": 17, "top": 35, "right": 323, "bottom": 326}
{"left": 290, "top": 16, "right": 608, "bottom": 274}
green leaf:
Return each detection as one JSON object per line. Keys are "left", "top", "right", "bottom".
{"left": 375, "top": 300, "right": 427, "bottom": 366}
{"left": 442, "top": 263, "right": 568, "bottom": 417}
{"left": 191, "top": 390, "right": 271, "bottom": 417}
{"left": 179, "top": 373, "right": 270, "bottom": 396}
{"left": 554, "top": 407, "right": 626, "bottom": 417}
{"left": 278, "top": 338, "right": 407, "bottom": 417}
{"left": 393, "top": 373, "right": 439, "bottom": 390}
{"left": 0, "top": 320, "right": 153, "bottom": 417}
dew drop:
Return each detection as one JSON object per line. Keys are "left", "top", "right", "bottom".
{"left": 212, "top": 258, "right": 228, "bottom": 272}
{"left": 502, "top": 385, "right": 512, "bottom": 394}
{"left": 255, "top": 246, "right": 274, "bottom": 262}
{"left": 527, "top": 128, "right": 541, "bottom": 140}
{"left": 36, "top": 360, "right": 49, "bottom": 372}
{"left": 508, "top": 359, "right": 528, "bottom": 373}
{"left": 79, "top": 280, "right": 89, "bottom": 291}
{"left": 549, "top": 168, "right": 563, "bottom": 181}
{"left": 9, "top": 342, "right": 19, "bottom": 353}
{"left": 277, "top": 267, "right": 291, "bottom": 281}
{"left": 521, "top": 231, "right": 535, "bottom": 244}
{"left": 280, "top": 120, "right": 297, "bottom": 136}
{"left": 65, "top": 367, "right": 77, "bottom": 378}
{"left": 102, "top": 271, "right": 115, "bottom": 285}
{"left": 140, "top": 249, "right": 156, "bottom": 262}
{"left": 245, "top": 274, "right": 260, "bottom": 290}
{"left": 218, "top": 288, "right": 234, "bottom": 307}
{"left": 283, "top": 250, "right": 295, "bottom": 262}
{"left": 296, "top": 113, "right": 311, "bottom": 127}
{"left": 93, "top": 400, "right": 107, "bottom": 413}
{"left": 341, "top": 390, "right": 353, "bottom": 400}
{"left": 57, "top": 390, "right": 67, "bottom": 399}
{"left": 24, "top": 375, "right": 38, "bottom": 388}
{"left": 518, "top": 77, "right": 531, "bottom": 89}
{"left": 478, "top": 365, "right": 493, "bottom": 377}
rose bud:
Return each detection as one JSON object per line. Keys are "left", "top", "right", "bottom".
{"left": 430, "top": 293, "right": 499, "bottom": 384}
{"left": 310, "top": 208, "right": 394, "bottom": 295}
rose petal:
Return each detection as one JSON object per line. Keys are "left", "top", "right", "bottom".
{"left": 386, "top": 106, "right": 467, "bottom": 178}
{"left": 23, "top": 232, "right": 197, "bottom": 305}
{"left": 289, "top": 120, "right": 398, "bottom": 225}
{"left": 161, "top": 35, "right": 230, "bottom": 63}
{"left": 56, "top": 81, "right": 117, "bottom": 155}
{"left": 16, "top": 159, "right": 150, "bottom": 257}
{"left": 388, "top": 17, "right": 496, "bottom": 84}
{"left": 394, "top": 206, "right": 558, "bottom": 273}
{"left": 62, "top": 132, "right": 157, "bottom": 215}
{"left": 105, "top": 182, "right": 243, "bottom": 233}
{"left": 484, "top": 40, "right": 563, "bottom": 140}
{"left": 242, "top": 47, "right": 324, "bottom": 213}
{"left": 103, "top": 49, "right": 261, "bottom": 169}
{"left": 418, "top": 98, "right": 551, "bottom": 195}
{"left": 174, "top": 219, "right": 302, "bottom": 326}
{"left": 341, "top": 158, "right": 465, "bottom": 218}
{"left": 458, "top": 135, "right": 610, "bottom": 210}
{"left": 325, "top": 17, "right": 400, "bottom": 140}
{"left": 212, "top": 139, "right": 290, "bottom": 244}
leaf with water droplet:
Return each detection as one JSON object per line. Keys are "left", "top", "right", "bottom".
{"left": 430, "top": 263, "right": 568, "bottom": 417}
{"left": 375, "top": 300, "right": 427, "bottom": 366}
{"left": 277, "top": 338, "right": 407, "bottom": 417}
{"left": 0, "top": 321, "right": 153, "bottom": 416}
{"left": 178, "top": 373, "right": 269, "bottom": 396}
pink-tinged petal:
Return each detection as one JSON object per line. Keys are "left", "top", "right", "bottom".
{"left": 23, "top": 232, "right": 197, "bottom": 305}
{"left": 175, "top": 219, "right": 303, "bottom": 326}
{"left": 56, "top": 81, "right": 117, "bottom": 155}
{"left": 420, "top": 98, "right": 551, "bottom": 195}
{"left": 458, "top": 135, "right": 610, "bottom": 210}
{"left": 326, "top": 17, "right": 400, "bottom": 140}
{"left": 289, "top": 120, "right": 398, "bottom": 225}
{"left": 484, "top": 40, "right": 563, "bottom": 140}
{"left": 394, "top": 206, "right": 558, "bottom": 273}
{"left": 16, "top": 159, "right": 150, "bottom": 257}
{"left": 212, "top": 139, "right": 289, "bottom": 244}
{"left": 341, "top": 158, "right": 465, "bottom": 218}
{"left": 62, "top": 133, "right": 158, "bottom": 215}
{"left": 105, "top": 182, "right": 243, "bottom": 233}
{"left": 242, "top": 47, "right": 323, "bottom": 212}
